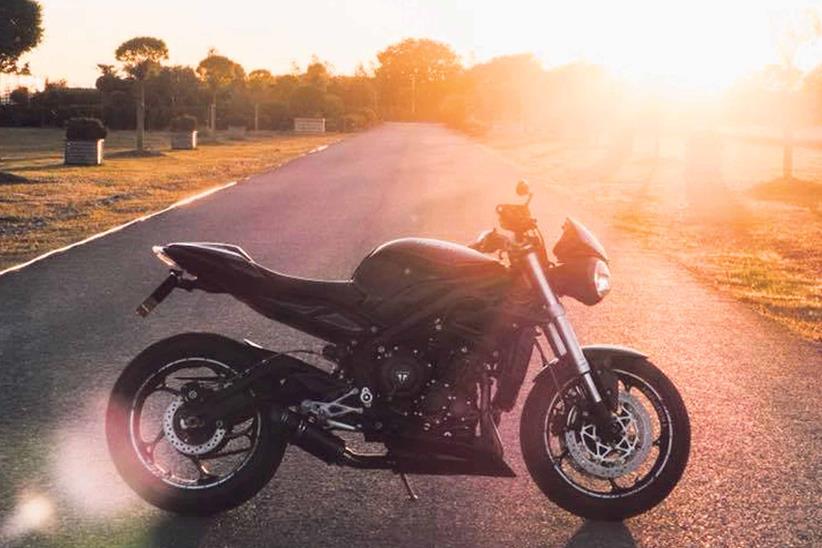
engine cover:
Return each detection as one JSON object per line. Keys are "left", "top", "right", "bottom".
{"left": 375, "top": 347, "right": 430, "bottom": 398}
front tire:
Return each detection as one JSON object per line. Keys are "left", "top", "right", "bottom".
{"left": 106, "top": 333, "right": 287, "bottom": 515}
{"left": 520, "top": 357, "right": 690, "bottom": 521}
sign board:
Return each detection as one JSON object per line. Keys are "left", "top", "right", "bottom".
{"left": 65, "top": 140, "right": 104, "bottom": 166}
{"left": 294, "top": 118, "right": 326, "bottom": 133}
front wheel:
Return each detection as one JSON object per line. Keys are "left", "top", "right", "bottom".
{"left": 520, "top": 357, "right": 690, "bottom": 521}
{"left": 106, "top": 333, "right": 287, "bottom": 515}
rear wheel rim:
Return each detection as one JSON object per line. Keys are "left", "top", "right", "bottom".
{"left": 128, "top": 358, "right": 261, "bottom": 490}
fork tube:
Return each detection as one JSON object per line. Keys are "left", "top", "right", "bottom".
{"left": 524, "top": 252, "right": 603, "bottom": 404}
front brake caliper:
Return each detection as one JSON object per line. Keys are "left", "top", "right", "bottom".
{"left": 594, "top": 364, "right": 619, "bottom": 412}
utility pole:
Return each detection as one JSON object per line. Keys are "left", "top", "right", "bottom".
{"left": 782, "top": 88, "right": 794, "bottom": 180}
{"left": 411, "top": 71, "right": 416, "bottom": 119}
{"left": 136, "top": 81, "right": 145, "bottom": 152}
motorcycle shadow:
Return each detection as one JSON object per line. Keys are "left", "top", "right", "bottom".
{"left": 143, "top": 515, "right": 213, "bottom": 548}
{"left": 564, "top": 520, "right": 636, "bottom": 548}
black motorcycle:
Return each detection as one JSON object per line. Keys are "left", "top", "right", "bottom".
{"left": 107, "top": 180, "right": 690, "bottom": 520}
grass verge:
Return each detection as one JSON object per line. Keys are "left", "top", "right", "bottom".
{"left": 0, "top": 128, "right": 343, "bottom": 271}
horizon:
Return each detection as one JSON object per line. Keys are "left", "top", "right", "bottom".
{"left": 21, "top": 0, "right": 822, "bottom": 95}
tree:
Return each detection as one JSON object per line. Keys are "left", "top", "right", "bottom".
{"left": 772, "top": 8, "right": 821, "bottom": 179}
{"left": 248, "top": 69, "right": 275, "bottom": 130}
{"left": 289, "top": 85, "right": 325, "bottom": 117}
{"left": 467, "top": 54, "right": 544, "bottom": 126}
{"left": 804, "top": 64, "right": 822, "bottom": 122}
{"left": 9, "top": 86, "right": 30, "bottom": 106}
{"left": 0, "top": 0, "right": 43, "bottom": 74}
{"left": 375, "top": 38, "right": 462, "bottom": 120}
{"left": 272, "top": 74, "right": 300, "bottom": 101}
{"left": 328, "top": 64, "right": 378, "bottom": 113}
{"left": 303, "top": 58, "right": 331, "bottom": 92}
{"left": 0, "top": 0, "right": 42, "bottom": 169}
{"left": 115, "top": 36, "right": 169, "bottom": 151}
{"left": 197, "top": 50, "right": 245, "bottom": 133}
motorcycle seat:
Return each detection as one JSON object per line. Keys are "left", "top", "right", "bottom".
{"left": 160, "top": 242, "right": 365, "bottom": 308}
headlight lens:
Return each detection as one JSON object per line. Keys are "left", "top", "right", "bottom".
{"left": 593, "top": 260, "right": 611, "bottom": 298}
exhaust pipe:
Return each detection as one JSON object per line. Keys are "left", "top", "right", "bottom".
{"left": 270, "top": 407, "right": 393, "bottom": 470}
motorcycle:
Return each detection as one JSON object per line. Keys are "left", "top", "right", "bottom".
{"left": 106, "top": 180, "right": 690, "bottom": 520}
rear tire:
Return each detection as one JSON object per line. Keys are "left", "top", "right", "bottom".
{"left": 520, "top": 357, "right": 690, "bottom": 521}
{"left": 106, "top": 333, "right": 286, "bottom": 516}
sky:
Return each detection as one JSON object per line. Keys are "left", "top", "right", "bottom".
{"left": 22, "top": 0, "right": 822, "bottom": 93}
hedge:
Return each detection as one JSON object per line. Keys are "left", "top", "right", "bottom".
{"left": 65, "top": 117, "right": 108, "bottom": 141}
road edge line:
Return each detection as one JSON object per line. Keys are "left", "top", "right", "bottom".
{"left": 0, "top": 142, "right": 335, "bottom": 278}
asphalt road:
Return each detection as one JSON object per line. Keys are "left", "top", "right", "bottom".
{"left": 0, "top": 123, "right": 819, "bottom": 547}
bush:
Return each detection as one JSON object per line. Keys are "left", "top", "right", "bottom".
{"left": 170, "top": 115, "right": 197, "bottom": 132}
{"left": 354, "top": 107, "right": 378, "bottom": 126}
{"left": 227, "top": 115, "right": 247, "bottom": 128}
{"left": 322, "top": 94, "right": 344, "bottom": 118}
{"left": 9, "top": 87, "right": 30, "bottom": 106}
{"left": 260, "top": 101, "right": 288, "bottom": 130}
{"left": 65, "top": 117, "right": 108, "bottom": 141}
{"left": 341, "top": 112, "right": 366, "bottom": 132}
{"left": 289, "top": 85, "right": 325, "bottom": 117}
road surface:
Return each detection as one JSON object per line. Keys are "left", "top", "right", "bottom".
{"left": 0, "top": 123, "right": 819, "bottom": 547}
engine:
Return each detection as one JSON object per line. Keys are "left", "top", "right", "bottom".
{"left": 371, "top": 342, "right": 483, "bottom": 441}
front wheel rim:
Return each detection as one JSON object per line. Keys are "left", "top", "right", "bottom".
{"left": 543, "top": 369, "right": 674, "bottom": 499}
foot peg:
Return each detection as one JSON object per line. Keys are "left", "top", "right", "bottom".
{"left": 399, "top": 473, "right": 419, "bottom": 502}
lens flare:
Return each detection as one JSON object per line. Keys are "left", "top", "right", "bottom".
{"left": 1, "top": 493, "right": 54, "bottom": 539}
{"left": 52, "top": 392, "right": 137, "bottom": 518}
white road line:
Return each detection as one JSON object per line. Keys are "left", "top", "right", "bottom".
{"left": 0, "top": 142, "right": 336, "bottom": 278}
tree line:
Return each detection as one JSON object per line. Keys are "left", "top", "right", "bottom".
{"left": 2, "top": 0, "right": 822, "bottom": 151}
{"left": 1, "top": 40, "right": 380, "bottom": 137}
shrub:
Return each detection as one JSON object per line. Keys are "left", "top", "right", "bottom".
{"left": 341, "top": 112, "right": 366, "bottom": 132}
{"left": 322, "top": 94, "right": 344, "bottom": 119}
{"left": 289, "top": 85, "right": 325, "bottom": 117}
{"left": 170, "top": 114, "right": 197, "bottom": 132}
{"left": 354, "top": 107, "right": 378, "bottom": 126}
{"left": 260, "top": 101, "right": 288, "bottom": 130}
{"left": 9, "top": 87, "right": 30, "bottom": 106}
{"left": 227, "top": 115, "right": 247, "bottom": 128}
{"left": 65, "top": 117, "right": 108, "bottom": 141}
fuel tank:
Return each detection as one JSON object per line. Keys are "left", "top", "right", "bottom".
{"left": 353, "top": 238, "right": 509, "bottom": 321}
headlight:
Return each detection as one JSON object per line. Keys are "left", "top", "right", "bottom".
{"left": 593, "top": 259, "right": 611, "bottom": 298}
{"left": 547, "top": 257, "right": 611, "bottom": 306}
{"left": 152, "top": 245, "right": 179, "bottom": 269}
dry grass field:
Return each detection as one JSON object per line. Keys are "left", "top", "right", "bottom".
{"left": 0, "top": 128, "right": 343, "bottom": 271}
{"left": 485, "top": 128, "right": 822, "bottom": 341}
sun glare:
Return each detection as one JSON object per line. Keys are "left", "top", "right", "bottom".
{"left": 526, "top": 0, "right": 821, "bottom": 97}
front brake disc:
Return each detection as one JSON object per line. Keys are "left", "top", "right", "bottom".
{"left": 564, "top": 392, "right": 652, "bottom": 478}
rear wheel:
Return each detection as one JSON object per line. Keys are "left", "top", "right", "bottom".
{"left": 106, "top": 333, "right": 286, "bottom": 515}
{"left": 520, "top": 357, "right": 690, "bottom": 520}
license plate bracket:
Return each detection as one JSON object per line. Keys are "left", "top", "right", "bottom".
{"left": 136, "top": 272, "right": 180, "bottom": 317}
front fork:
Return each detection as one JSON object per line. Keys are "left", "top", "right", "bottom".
{"left": 524, "top": 252, "right": 617, "bottom": 433}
